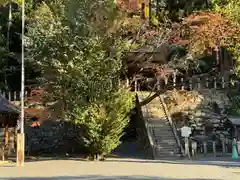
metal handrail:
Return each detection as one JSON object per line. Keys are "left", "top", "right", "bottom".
{"left": 137, "top": 91, "right": 157, "bottom": 159}
{"left": 159, "top": 94, "right": 185, "bottom": 157}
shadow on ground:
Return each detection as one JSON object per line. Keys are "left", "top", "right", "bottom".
{"left": 104, "top": 158, "right": 240, "bottom": 168}
{"left": 0, "top": 176, "right": 222, "bottom": 180}
{"left": 5, "top": 156, "right": 240, "bottom": 169}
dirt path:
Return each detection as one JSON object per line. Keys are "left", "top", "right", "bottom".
{"left": 0, "top": 158, "right": 240, "bottom": 180}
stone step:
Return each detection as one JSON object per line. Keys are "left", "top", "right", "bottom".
{"left": 153, "top": 133, "right": 174, "bottom": 136}
{"left": 154, "top": 145, "right": 178, "bottom": 149}
{"left": 153, "top": 135, "right": 174, "bottom": 138}
{"left": 155, "top": 143, "right": 178, "bottom": 147}
{"left": 155, "top": 148, "right": 179, "bottom": 152}
{"left": 153, "top": 133, "right": 175, "bottom": 136}
{"left": 148, "top": 119, "right": 169, "bottom": 122}
{"left": 155, "top": 147, "right": 180, "bottom": 151}
{"left": 155, "top": 149, "right": 179, "bottom": 153}
{"left": 155, "top": 139, "right": 178, "bottom": 143}
{"left": 154, "top": 140, "right": 177, "bottom": 144}
{"left": 149, "top": 123, "right": 171, "bottom": 127}
{"left": 141, "top": 96, "right": 182, "bottom": 159}
{"left": 151, "top": 136, "right": 176, "bottom": 141}
{"left": 155, "top": 154, "right": 182, "bottom": 159}
{"left": 151, "top": 131, "right": 175, "bottom": 134}
{"left": 152, "top": 130, "right": 174, "bottom": 134}
{"left": 155, "top": 153, "right": 179, "bottom": 156}
{"left": 157, "top": 143, "right": 178, "bottom": 147}
{"left": 150, "top": 122, "right": 171, "bottom": 125}
{"left": 153, "top": 131, "right": 174, "bottom": 134}
{"left": 153, "top": 134, "right": 175, "bottom": 137}
{"left": 153, "top": 136, "right": 176, "bottom": 140}
{"left": 148, "top": 125, "right": 171, "bottom": 129}
{"left": 155, "top": 151, "right": 181, "bottom": 156}
{"left": 149, "top": 127, "right": 172, "bottom": 131}
{"left": 155, "top": 150, "right": 180, "bottom": 154}
{"left": 153, "top": 139, "right": 176, "bottom": 143}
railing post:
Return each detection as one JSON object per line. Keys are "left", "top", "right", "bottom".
{"left": 184, "top": 137, "right": 189, "bottom": 157}
{"left": 8, "top": 91, "right": 11, "bottom": 101}
{"left": 134, "top": 78, "right": 138, "bottom": 92}
{"left": 173, "top": 71, "right": 176, "bottom": 89}
{"left": 221, "top": 76, "right": 225, "bottom": 89}
{"left": 206, "top": 77, "right": 209, "bottom": 88}
{"left": 203, "top": 141, "right": 207, "bottom": 156}
{"left": 197, "top": 78, "right": 201, "bottom": 89}
{"left": 126, "top": 78, "right": 129, "bottom": 88}
{"left": 189, "top": 78, "right": 192, "bottom": 90}
{"left": 164, "top": 77, "right": 168, "bottom": 90}
{"left": 157, "top": 78, "right": 160, "bottom": 91}
{"left": 192, "top": 141, "right": 197, "bottom": 158}
{"left": 181, "top": 78, "right": 184, "bottom": 90}
{"left": 213, "top": 77, "right": 217, "bottom": 89}
{"left": 213, "top": 141, "right": 216, "bottom": 157}
{"left": 222, "top": 138, "right": 226, "bottom": 155}
{"left": 14, "top": 91, "right": 17, "bottom": 101}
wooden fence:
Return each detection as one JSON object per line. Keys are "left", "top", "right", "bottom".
{"left": 0, "top": 74, "right": 239, "bottom": 103}
{"left": 132, "top": 74, "right": 238, "bottom": 92}
{"left": 0, "top": 91, "right": 29, "bottom": 102}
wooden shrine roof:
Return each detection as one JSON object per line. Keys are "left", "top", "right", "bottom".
{"left": 0, "top": 95, "right": 19, "bottom": 127}
{"left": 0, "top": 95, "right": 19, "bottom": 114}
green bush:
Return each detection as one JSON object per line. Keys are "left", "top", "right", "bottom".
{"left": 74, "top": 89, "right": 133, "bottom": 160}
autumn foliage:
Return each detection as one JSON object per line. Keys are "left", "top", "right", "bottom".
{"left": 25, "top": 89, "right": 50, "bottom": 127}
{"left": 182, "top": 12, "right": 240, "bottom": 54}
{"left": 116, "top": 0, "right": 140, "bottom": 12}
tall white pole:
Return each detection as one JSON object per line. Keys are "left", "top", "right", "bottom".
{"left": 20, "top": 0, "right": 25, "bottom": 134}
{"left": 17, "top": 0, "right": 25, "bottom": 167}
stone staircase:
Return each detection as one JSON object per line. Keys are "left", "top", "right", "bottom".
{"left": 139, "top": 93, "right": 183, "bottom": 159}
{"left": 148, "top": 120, "right": 182, "bottom": 159}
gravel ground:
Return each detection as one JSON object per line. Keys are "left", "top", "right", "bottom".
{"left": 0, "top": 158, "right": 240, "bottom": 180}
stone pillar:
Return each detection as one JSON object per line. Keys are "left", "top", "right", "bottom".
{"left": 191, "top": 141, "right": 197, "bottom": 158}
{"left": 213, "top": 141, "right": 216, "bottom": 157}
{"left": 203, "top": 142, "right": 207, "bottom": 156}
{"left": 184, "top": 137, "right": 189, "bottom": 157}
{"left": 17, "top": 133, "right": 25, "bottom": 167}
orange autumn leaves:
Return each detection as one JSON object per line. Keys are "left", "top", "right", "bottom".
{"left": 25, "top": 89, "right": 50, "bottom": 127}
{"left": 182, "top": 12, "right": 240, "bottom": 54}
{"left": 116, "top": 0, "right": 139, "bottom": 12}
{"left": 116, "top": 3, "right": 239, "bottom": 56}
{"left": 116, "top": 0, "right": 149, "bottom": 12}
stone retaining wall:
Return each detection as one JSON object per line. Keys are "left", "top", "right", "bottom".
{"left": 25, "top": 120, "right": 82, "bottom": 154}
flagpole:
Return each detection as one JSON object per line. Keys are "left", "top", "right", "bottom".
{"left": 21, "top": 0, "right": 25, "bottom": 135}
{"left": 17, "top": 0, "right": 25, "bottom": 167}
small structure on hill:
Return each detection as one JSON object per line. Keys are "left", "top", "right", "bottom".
{"left": 228, "top": 117, "right": 240, "bottom": 140}
{"left": 0, "top": 95, "right": 19, "bottom": 160}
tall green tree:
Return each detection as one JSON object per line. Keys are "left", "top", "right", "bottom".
{"left": 27, "top": 0, "right": 133, "bottom": 159}
{"left": 0, "top": 0, "right": 42, "bottom": 90}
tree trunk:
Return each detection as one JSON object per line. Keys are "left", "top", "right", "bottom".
{"left": 4, "top": 124, "right": 9, "bottom": 159}
{"left": 149, "top": 0, "right": 152, "bottom": 25}
{"left": 138, "top": 89, "right": 165, "bottom": 107}
{"left": 7, "top": 0, "right": 12, "bottom": 52}
{"left": 88, "top": 153, "right": 105, "bottom": 161}
{"left": 4, "top": 0, "right": 12, "bottom": 90}
{"left": 4, "top": 124, "right": 9, "bottom": 147}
